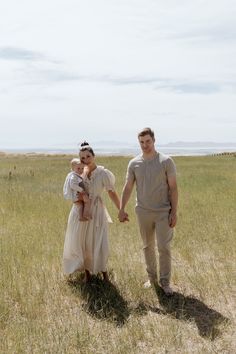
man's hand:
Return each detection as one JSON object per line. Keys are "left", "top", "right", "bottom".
{"left": 168, "top": 211, "right": 177, "bottom": 228}
{"left": 118, "top": 209, "right": 129, "bottom": 222}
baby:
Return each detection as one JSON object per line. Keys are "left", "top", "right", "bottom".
{"left": 63, "top": 158, "right": 91, "bottom": 221}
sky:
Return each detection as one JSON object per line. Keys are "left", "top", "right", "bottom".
{"left": 0, "top": 0, "right": 236, "bottom": 149}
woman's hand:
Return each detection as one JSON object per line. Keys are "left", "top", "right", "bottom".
{"left": 118, "top": 209, "right": 129, "bottom": 222}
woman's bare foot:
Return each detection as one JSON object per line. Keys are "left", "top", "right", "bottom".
{"left": 102, "top": 271, "right": 109, "bottom": 282}
{"left": 84, "top": 269, "right": 91, "bottom": 283}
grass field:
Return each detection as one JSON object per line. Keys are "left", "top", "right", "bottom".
{"left": 0, "top": 153, "right": 235, "bottom": 354}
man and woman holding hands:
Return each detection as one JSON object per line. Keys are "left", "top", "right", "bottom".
{"left": 63, "top": 127, "right": 178, "bottom": 296}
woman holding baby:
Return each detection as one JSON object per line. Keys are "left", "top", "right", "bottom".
{"left": 62, "top": 141, "right": 120, "bottom": 282}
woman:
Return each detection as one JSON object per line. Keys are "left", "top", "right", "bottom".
{"left": 63, "top": 141, "right": 120, "bottom": 282}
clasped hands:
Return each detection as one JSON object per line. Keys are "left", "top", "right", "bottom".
{"left": 118, "top": 209, "right": 129, "bottom": 222}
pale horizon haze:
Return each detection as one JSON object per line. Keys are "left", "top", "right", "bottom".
{"left": 0, "top": 0, "right": 236, "bottom": 150}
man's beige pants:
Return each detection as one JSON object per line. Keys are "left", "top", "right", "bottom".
{"left": 135, "top": 207, "right": 173, "bottom": 286}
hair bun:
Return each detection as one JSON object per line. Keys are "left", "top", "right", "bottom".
{"left": 79, "top": 141, "right": 95, "bottom": 156}
{"left": 80, "top": 141, "right": 90, "bottom": 147}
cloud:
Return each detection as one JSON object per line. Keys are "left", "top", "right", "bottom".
{"left": 0, "top": 46, "right": 46, "bottom": 61}
{"left": 157, "top": 81, "right": 221, "bottom": 94}
{"left": 71, "top": 74, "right": 233, "bottom": 94}
{"left": 15, "top": 63, "right": 236, "bottom": 95}
{"left": 165, "top": 25, "right": 236, "bottom": 44}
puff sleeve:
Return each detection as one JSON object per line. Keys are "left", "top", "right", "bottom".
{"left": 102, "top": 169, "right": 116, "bottom": 191}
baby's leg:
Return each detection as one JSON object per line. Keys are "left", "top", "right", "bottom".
{"left": 82, "top": 195, "right": 92, "bottom": 220}
{"left": 75, "top": 200, "right": 87, "bottom": 221}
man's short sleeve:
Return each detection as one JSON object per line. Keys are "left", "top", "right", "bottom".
{"left": 125, "top": 160, "right": 135, "bottom": 182}
{"left": 166, "top": 157, "right": 177, "bottom": 177}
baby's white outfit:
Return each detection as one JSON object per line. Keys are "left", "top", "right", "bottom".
{"left": 63, "top": 171, "right": 84, "bottom": 202}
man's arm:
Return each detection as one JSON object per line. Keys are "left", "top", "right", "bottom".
{"left": 118, "top": 179, "right": 134, "bottom": 222}
{"left": 167, "top": 175, "right": 178, "bottom": 228}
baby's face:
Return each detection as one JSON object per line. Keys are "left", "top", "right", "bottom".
{"left": 73, "top": 163, "right": 84, "bottom": 175}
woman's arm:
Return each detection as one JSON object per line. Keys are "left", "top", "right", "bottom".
{"left": 108, "top": 190, "right": 120, "bottom": 210}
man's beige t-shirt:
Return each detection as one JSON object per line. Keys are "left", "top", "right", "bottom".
{"left": 126, "top": 152, "right": 176, "bottom": 212}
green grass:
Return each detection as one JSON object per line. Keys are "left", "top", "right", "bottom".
{"left": 0, "top": 154, "right": 235, "bottom": 353}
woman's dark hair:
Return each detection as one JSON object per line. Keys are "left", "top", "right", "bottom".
{"left": 79, "top": 141, "right": 95, "bottom": 156}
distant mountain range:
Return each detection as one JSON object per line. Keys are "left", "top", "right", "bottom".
{"left": 1, "top": 141, "right": 235, "bottom": 156}
{"left": 159, "top": 141, "right": 236, "bottom": 147}
{"left": 93, "top": 141, "right": 236, "bottom": 148}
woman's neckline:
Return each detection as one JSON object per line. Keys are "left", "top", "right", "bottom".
{"left": 87, "top": 165, "right": 97, "bottom": 179}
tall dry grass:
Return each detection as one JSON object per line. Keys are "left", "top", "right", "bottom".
{"left": 0, "top": 154, "right": 235, "bottom": 353}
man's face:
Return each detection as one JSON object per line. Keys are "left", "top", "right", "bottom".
{"left": 73, "top": 163, "right": 85, "bottom": 175}
{"left": 138, "top": 134, "right": 155, "bottom": 154}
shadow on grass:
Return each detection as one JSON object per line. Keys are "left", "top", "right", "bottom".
{"left": 67, "top": 276, "right": 229, "bottom": 337}
{"left": 148, "top": 284, "right": 230, "bottom": 340}
{"left": 67, "top": 274, "right": 130, "bottom": 327}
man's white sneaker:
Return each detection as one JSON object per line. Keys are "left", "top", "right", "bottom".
{"left": 143, "top": 279, "right": 157, "bottom": 289}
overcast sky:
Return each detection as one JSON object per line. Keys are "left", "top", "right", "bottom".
{"left": 0, "top": 0, "right": 236, "bottom": 149}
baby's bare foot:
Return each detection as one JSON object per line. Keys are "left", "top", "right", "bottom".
{"left": 83, "top": 212, "right": 92, "bottom": 220}
{"left": 79, "top": 217, "right": 89, "bottom": 222}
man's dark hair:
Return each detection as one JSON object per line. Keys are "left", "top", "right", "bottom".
{"left": 138, "top": 127, "right": 155, "bottom": 139}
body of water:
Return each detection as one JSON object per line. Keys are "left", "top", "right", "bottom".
{"left": 1, "top": 145, "right": 236, "bottom": 156}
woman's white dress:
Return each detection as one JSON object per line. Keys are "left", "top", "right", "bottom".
{"left": 63, "top": 166, "right": 115, "bottom": 275}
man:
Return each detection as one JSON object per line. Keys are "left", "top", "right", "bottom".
{"left": 118, "top": 127, "right": 178, "bottom": 296}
